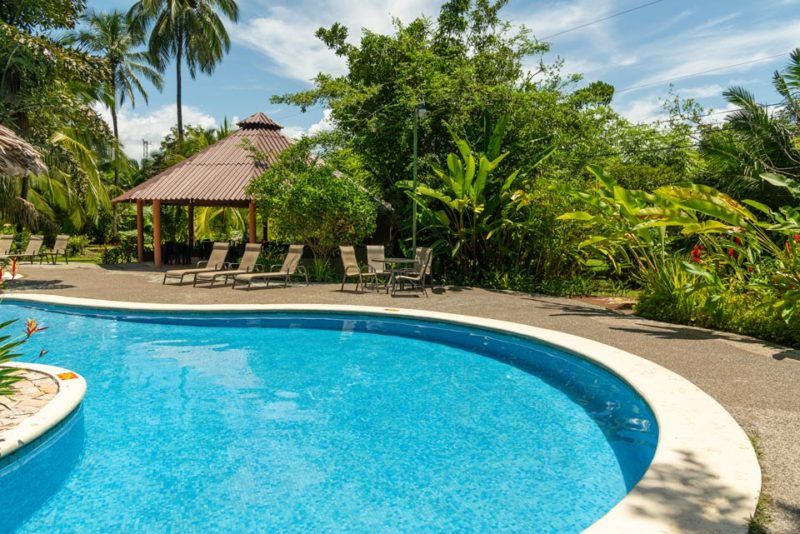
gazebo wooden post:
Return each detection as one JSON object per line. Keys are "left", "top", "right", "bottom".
{"left": 248, "top": 200, "right": 257, "bottom": 244}
{"left": 188, "top": 202, "right": 195, "bottom": 252}
{"left": 153, "top": 199, "right": 162, "bottom": 267}
{"left": 136, "top": 200, "right": 144, "bottom": 262}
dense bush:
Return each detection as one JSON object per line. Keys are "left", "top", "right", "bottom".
{"left": 100, "top": 234, "right": 138, "bottom": 264}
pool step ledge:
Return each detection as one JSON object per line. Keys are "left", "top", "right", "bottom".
{"left": 0, "top": 363, "right": 86, "bottom": 460}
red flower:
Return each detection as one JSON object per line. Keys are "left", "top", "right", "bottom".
{"left": 794, "top": 234, "right": 800, "bottom": 243}
{"left": 25, "top": 318, "right": 47, "bottom": 338}
{"left": 691, "top": 244, "right": 703, "bottom": 263}
{"left": 734, "top": 236, "right": 743, "bottom": 245}
{"left": 748, "top": 265, "right": 754, "bottom": 273}
{"left": 728, "top": 248, "right": 735, "bottom": 257}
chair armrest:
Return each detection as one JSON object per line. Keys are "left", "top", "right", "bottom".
{"left": 196, "top": 260, "right": 209, "bottom": 268}
{"left": 269, "top": 263, "right": 284, "bottom": 272}
{"left": 252, "top": 264, "right": 265, "bottom": 272}
{"left": 226, "top": 263, "right": 240, "bottom": 270}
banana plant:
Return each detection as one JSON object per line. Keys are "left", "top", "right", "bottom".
{"left": 401, "top": 119, "right": 553, "bottom": 271}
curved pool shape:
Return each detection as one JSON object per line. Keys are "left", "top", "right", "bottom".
{"left": 0, "top": 303, "right": 658, "bottom": 532}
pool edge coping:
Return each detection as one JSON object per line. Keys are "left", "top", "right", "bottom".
{"left": 0, "top": 361, "right": 86, "bottom": 460}
{"left": 3, "top": 293, "right": 760, "bottom": 532}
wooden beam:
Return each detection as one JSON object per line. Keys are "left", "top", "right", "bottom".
{"left": 136, "top": 200, "right": 144, "bottom": 262}
{"left": 248, "top": 201, "right": 257, "bottom": 244}
{"left": 188, "top": 203, "right": 195, "bottom": 250}
{"left": 153, "top": 199, "right": 162, "bottom": 267}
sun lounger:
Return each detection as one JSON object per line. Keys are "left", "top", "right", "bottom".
{"left": 232, "top": 244, "right": 308, "bottom": 289}
{"left": 162, "top": 242, "right": 229, "bottom": 285}
{"left": 8, "top": 235, "right": 44, "bottom": 264}
{"left": 193, "top": 243, "right": 263, "bottom": 287}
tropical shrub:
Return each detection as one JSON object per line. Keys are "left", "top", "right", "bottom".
{"left": 561, "top": 165, "right": 800, "bottom": 346}
{"left": 247, "top": 138, "right": 378, "bottom": 262}
{"left": 402, "top": 119, "right": 554, "bottom": 283}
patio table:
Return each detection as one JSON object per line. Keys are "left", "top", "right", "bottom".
{"left": 372, "top": 258, "right": 418, "bottom": 293}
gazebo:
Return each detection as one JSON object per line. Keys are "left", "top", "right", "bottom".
{"left": 113, "top": 112, "right": 291, "bottom": 266}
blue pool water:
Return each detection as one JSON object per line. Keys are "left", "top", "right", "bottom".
{"left": 0, "top": 302, "right": 657, "bottom": 532}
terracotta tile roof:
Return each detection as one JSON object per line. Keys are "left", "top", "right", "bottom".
{"left": 113, "top": 113, "right": 291, "bottom": 205}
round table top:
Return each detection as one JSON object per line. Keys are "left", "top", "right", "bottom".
{"left": 374, "top": 258, "right": 417, "bottom": 264}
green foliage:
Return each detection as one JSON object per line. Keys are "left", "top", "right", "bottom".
{"left": 100, "top": 234, "right": 138, "bottom": 264}
{"left": 562, "top": 163, "right": 800, "bottom": 347}
{"left": 1, "top": 0, "right": 85, "bottom": 32}
{"left": 0, "top": 319, "right": 37, "bottom": 397}
{"left": 129, "top": 0, "right": 239, "bottom": 142}
{"left": 67, "top": 234, "right": 90, "bottom": 256}
{"left": 404, "top": 119, "right": 554, "bottom": 277}
{"left": 698, "top": 49, "right": 800, "bottom": 209}
{"left": 247, "top": 138, "right": 378, "bottom": 260}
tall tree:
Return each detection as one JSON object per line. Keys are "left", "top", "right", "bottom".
{"left": 128, "top": 0, "right": 238, "bottom": 144}
{"left": 67, "top": 9, "right": 163, "bottom": 235}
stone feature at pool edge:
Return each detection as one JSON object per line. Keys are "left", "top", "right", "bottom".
{"left": 0, "top": 369, "right": 58, "bottom": 433}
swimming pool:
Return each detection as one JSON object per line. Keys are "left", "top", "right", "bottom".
{"left": 0, "top": 301, "right": 658, "bottom": 532}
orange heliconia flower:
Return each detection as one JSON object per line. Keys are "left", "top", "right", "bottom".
{"left": 25, "top": 318, "right": 47, "bottom": 338}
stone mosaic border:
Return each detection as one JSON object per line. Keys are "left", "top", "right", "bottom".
{"left": 3, "top": 294, "right": 761, "bottom": 532}
{"left": 0, "top": 362, "right": 86, "bottom": 461}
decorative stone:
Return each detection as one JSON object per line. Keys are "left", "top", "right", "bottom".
{"left": 0, "top": 369, "right": 58, "bottom": 434}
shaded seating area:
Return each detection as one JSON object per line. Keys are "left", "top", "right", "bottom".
{"left": 112, "top": 112, "right": 292, "bottom": 267}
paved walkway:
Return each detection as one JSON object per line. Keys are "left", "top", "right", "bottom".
{"left": 6, "top": 263, "right": 800, "bottom": 532}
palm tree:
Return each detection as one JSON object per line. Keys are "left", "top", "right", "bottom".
{"left": 701, "top": 49, "right": 800, "bottom": 207}
{"left": 68, "top": 9, "right": 163, "bottom": 234}
{"left": 128, "top": 0, "right": 239, "bottom": 144}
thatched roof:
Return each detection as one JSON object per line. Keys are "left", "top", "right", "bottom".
{"left": 0, "top": 125, "right": 47, "bottom": 177}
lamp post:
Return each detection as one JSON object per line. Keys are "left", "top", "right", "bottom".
{"left": 411, "top": 102, "right": 427, "bottom": 253}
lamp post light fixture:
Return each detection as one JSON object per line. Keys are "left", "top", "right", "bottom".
{"left": 411, "top": 102, "right": 427, "bottom": 253}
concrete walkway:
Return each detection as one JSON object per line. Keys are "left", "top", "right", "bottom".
{"left": 7, "top": 263, "right": 800, "bottom": 533}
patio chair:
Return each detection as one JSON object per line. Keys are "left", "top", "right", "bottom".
{"left": 162, "top": 242, "right": 229, "bottom": 285}
{"left": 40, "top": 234, "right": 70, "bottom": 264}
{"left": 339, "top": 245, "right": 378, "bottom": 292}
{"left": 415, "top": 246, "right": 433, "bottom": 279}
{"left": 10, "top": 235, "right": 44, "bottom": 264}
{"left": 232, "top": 244, "right": 309, "bottom": 289}
{"left": 194, "top": 243, "right": 263, "bottom": 287}
{"left": 392, "top": 247, "right": 433, "bottom": 297}
{"left": 366, "top": 245, "right": 391, "bottom": 289}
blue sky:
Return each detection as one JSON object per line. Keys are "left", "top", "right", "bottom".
{"left": 89, "top": 0, "right": 800, "bottom": 158}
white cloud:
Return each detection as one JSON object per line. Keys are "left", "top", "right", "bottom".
{"left": 232, "top": 1, "right": 443, "bottom": 82}
{"left": 282, "top": 108, "right": 335, "bottom": 139}
{"left": 616, "top": 94, "right": 668, "bottom": 124}
{"left": 678, "top": 84, "right": 723, "bottom": 99}
{"left": 95, "top": 103, "right": 218, "bottom": 159}
{"left": 625, "top": 19, "right": 800, "bottom": 91}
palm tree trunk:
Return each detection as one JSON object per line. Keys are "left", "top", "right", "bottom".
{"left": 176, "top": 32, "right": 184, "bottom": 145}
{"left": 110, "top": 95, "right": 120, "bottom": 240}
